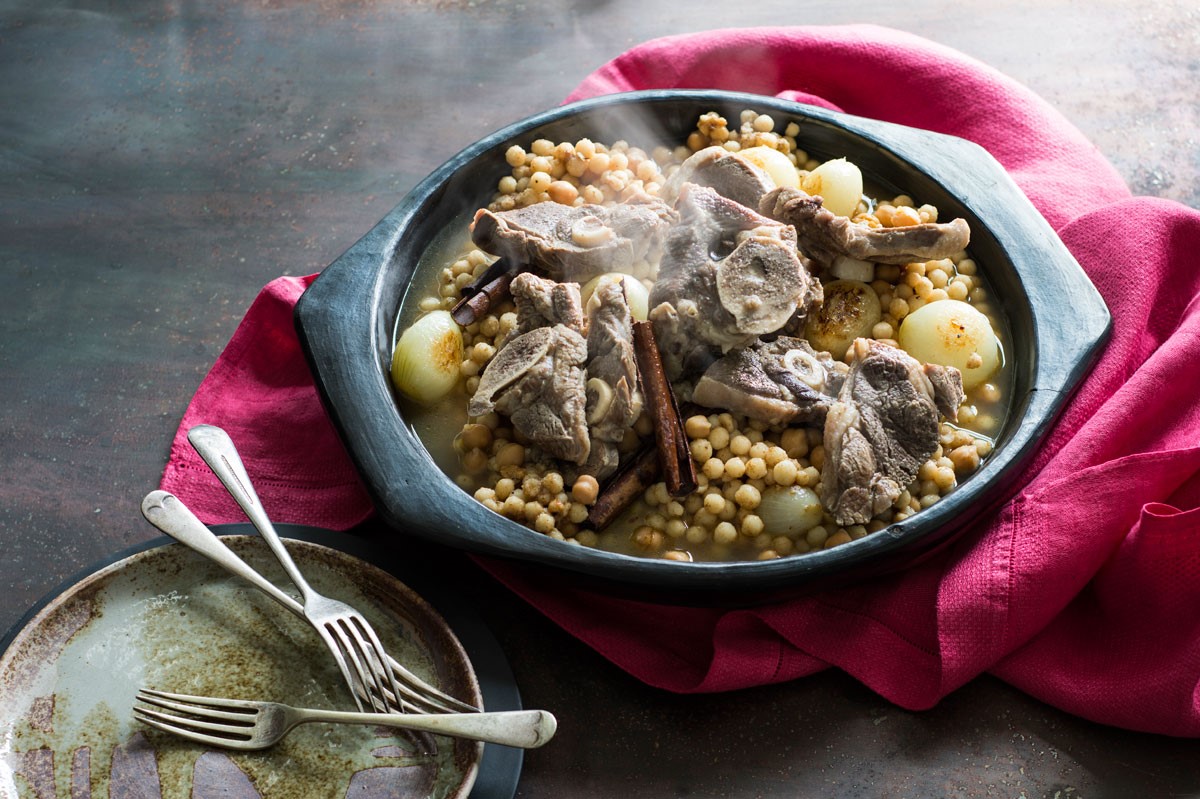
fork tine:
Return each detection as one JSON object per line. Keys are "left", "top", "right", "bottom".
{"left": 133, "top": 709, "right": 262, "bottom": 751}
{"left": 138, "top": 688, "right": 258, "bottom": 712}
{"left": 327, "top": 619, "right": 389, "bottom": 713}
{"left": 133, "top": 706, "right": 254, "bottom": 739}
{"left": 381, "top": 656, "right": 480, "bottom": 713}
{"left": 386, "top": 679, "right": 466, "bottom": 714}
{"left": 336, "top": 618, "right": 394, "bottom": 714}
{"left": 136, "top": 691, "right": 257, "bottom": 724}
{"left": 349, "top": 616, "right": 408, "bottom": 716}
{"left": 314, "top": 625, "right": 369, "bottom": 713}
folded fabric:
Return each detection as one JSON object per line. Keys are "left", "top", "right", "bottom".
{"left": 160, "top": 25, "right": 1200, "bottom": 736}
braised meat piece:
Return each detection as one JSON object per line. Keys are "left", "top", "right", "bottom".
{"left": 509, "top": 272, "right": 584, "bottom": 337}
{"left": 662, "top": 146, "right": 775, "bottom": 210}
{"left": 822, "top": 339, "right": 965, "bottom": 526}
{"left": 582, "top": 279, "right": 643, "bottom": 479}
{"left": 760, "top": 187, "right": 971, "bottom": 270}
{"left": 922, "top": 362, "right": 965, "bottom": 423}
{"left": 648, "top": 183, "right": 820, "bottom": 384}
{"left": 471, "top": 198, "right": 677, "bottom": 283}
{"left": 468, "top": 324, "right": 591, "bottom": 464}
{"left": 692, "top": 337, "right": 849, "bottom": 426}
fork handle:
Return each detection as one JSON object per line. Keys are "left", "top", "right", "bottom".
{"left": 186, "top": 425, "right": 318, "bottom": 603}
{"left": 141, "top": 490, "right": 306, "bottom": 615}
{"left": 296, "top": 707, "right": 557, "bottom": 749}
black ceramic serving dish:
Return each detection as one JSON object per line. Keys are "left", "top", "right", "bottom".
{"left": 294, "top": 90, "right": 1109, "bottom": 604}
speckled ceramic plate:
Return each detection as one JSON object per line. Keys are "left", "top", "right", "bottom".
{"left": 0, "top": 532, "right": 494, "bottom": 799}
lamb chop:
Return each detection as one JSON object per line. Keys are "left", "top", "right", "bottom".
{"left": 760, "top": 186, "right": 971, "bottom": 271}
{"left": 648, "top": 183, "right": 820, "bottom": 387}
{"left": 691, "top": 337, "right": 848, "bottom": 426}
{"left": 821, "top": 338, "right": 964, "bottom": 526}
{"left": 471, "top": 197, "right": 677, "bottom": 283}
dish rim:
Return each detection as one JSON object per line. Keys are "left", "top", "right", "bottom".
{"left": 294, "top": 89, "right": 1111, "bottom": 599}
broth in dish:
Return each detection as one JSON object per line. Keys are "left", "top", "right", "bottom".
{"left": 392, "top": 109, "right": 1010, "bottom": 563}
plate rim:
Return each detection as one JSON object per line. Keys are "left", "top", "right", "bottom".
{"left": 0, "top": 522, "right": 523, "bottom": 799}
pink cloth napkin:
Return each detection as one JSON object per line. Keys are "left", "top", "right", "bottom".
{"left": 160, "top": 26, "right": 1200, "bottom": 737}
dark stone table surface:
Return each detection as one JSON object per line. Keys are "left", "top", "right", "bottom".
{"left": 2, "top": 1, "right": 1198, "bottom": 796}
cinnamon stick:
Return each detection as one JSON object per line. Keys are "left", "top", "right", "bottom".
{"left": 586, "top": 446, "right": 660, "bottom": 530}
{"left": 459, "top": 256, "right": 514, "bottom": 300}
{"left": 632, "top": 320, "right": 697, "bottom": 498}
{"left": 451, "top": 270, "right": 514, "bottom": 327}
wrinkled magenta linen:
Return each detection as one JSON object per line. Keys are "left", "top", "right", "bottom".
{"left": 160, "top": 26, "right": 1200, "bottom": 736}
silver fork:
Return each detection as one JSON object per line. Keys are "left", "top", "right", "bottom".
{"left": 134, "top": 689, "right": 555, "bottom": 750}
{"left": 182, "top": 427, "right": 477, "bottom": 710}
{"left": 140, "top": 490, "right": 477, "bottom": 715}
{"left": 179, "top": 425, "right": 402, "bottom": 715}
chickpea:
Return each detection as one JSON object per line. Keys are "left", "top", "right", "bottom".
{"left": 703, "top": 492, "right": 727, "bottom": 515}
{"left": 708, "top": 427, "right": 731, "bottom": 451}
{"left": 543, "top": 472, "right": 565, "bottom": 495}
{"left": 522, "top": 500, "right": 544, "bottom": 523}
{"left": 505, "top": 145, "right": 526, "bottom": 167}
{"left": 495, "top": 442, "right": 525, "bottom": 468}
{"left": 690, "top": 438, "right": 714, "bottom": 463}
{"left": 724, "top": 457, "right": 747, "bottom": 479}
{"left": 730, "top": 434, "right": 751, "bottom": 456}
{"left": 575, "top": 138, "right": 596, "bottom": 159}
{"left": 548, "top": 180, "right": 578, "bottom": 205}
{"left": 457, "top": 423, "right": 492, "bottom": 454}
{"left": 462, "top": 448, "right": 488, "bottom": 473}
{"left": 764, "top": 446, "right": 788, "bottom": 468}
{"left": 572, "top": 474, "right": 600, "bottom": 505}
{"left": 734, "top": 483, "right": 761, "bottom": 510}
{"left": 501, "top": 495, "right": 525, "bottom": 517}
{"left": 632, "top": 525, "right": 664, "bottom": 551}
{"left": 587, "top": 152, "right": 611, "bottom": 175}
{"left": 681, "top": 412, "right": 705, "bottom": 439}
{"left": 825, "top": 530, "right": 853, "bottom": 548}
{"left": 809, "top": 445, "right": 825, "bottom": 470}
{"left": 772, "top": 459, "right": 799, "bottom": 486}
{"left": 949, "top": 444, "right": 981, "bottom": 475}
{"left": 745, "top": 458, "right": 768, "bottom": 480}
{"left": 702, "top": 457, "right": 725, "bottom": 480}
{"left": 933, "top": 466, "right": 957, "bottom": 491}
{"left": 713, "top": 522, "right": 739, "bottom": 545}
{"left": 780, "top": 427, "right": 808, "bottom": 457}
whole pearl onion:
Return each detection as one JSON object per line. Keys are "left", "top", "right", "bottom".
{"left": 755, "top": 485, "right": 825, "bottom": 537}
{"left": 898, "top": 299, "right": 1001, "bottom": 390}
